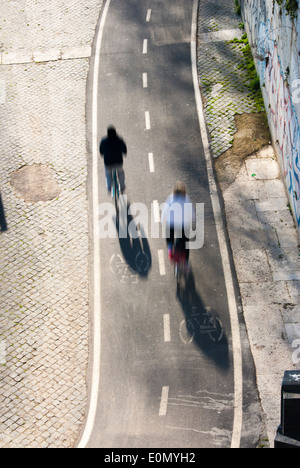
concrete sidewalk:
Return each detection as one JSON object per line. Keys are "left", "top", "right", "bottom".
{"left": 197, "top": 0, "right": 300, "bottom": 447}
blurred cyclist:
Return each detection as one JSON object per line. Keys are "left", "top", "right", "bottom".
{"left": 161, "top": 181, "right": 195, "bottom": 264}
{"left": 99, "top": 126, "right": 127, "bottom": 194}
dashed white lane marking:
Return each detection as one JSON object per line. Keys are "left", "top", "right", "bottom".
{"left": 143, "top": 39, "right": 148, "bottom": 54}
{"left": 146, "top": 9, "right": 152, "bottom": 22}
{"left": 145, "top": 111, "right": 151, "bottom": 130}
{"left": 143, "top": 72, "right": 148, "bottom": 88}
{"left": 148, "top": 152, "right": 155, "bottom": 173}
{"left": 153, "top": 200, "right": 160, "bottom": 223}
{"left": 158, "top": 250, "right": 166, "bottom": 276}
{"left": 159, "top": 386, "right": 169, "bottom": 416}
{"left": 163, "top": 314, "right": 171, "bottom": 343}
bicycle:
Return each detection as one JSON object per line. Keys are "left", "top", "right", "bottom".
{"left": 112, "top": 168, "right": 120, "bottom": 220}
{"left": 172, "top": 238, "right": 189, "bottom": 295}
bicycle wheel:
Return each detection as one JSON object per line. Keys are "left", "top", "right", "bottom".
{"left": 208, "top": 317, "right": 224, "bottom": 343}
{"left": 113, "top": 170, "right": 119, "bottom": 219}
{"left": 176, "top": 261, "right": 186, "bottom": 299}
{"left": 179, "top": 319, "right": 195, "bottom": 345}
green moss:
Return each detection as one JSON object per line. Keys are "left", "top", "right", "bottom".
{"left": 275, "top": 0, "right": 298, "bottom": 20}
{"left": 229, "top": 33, "right": 265, "bottom": 113}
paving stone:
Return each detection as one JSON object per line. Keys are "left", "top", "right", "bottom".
{"left": 246, "top": 159, "right": 280, "bottom": 180}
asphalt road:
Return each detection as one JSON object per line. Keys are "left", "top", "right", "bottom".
{"left": 81, "top": 0, "right": 263, "bottom": 449}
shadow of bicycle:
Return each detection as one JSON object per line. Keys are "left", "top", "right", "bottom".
{"left": 116, "top": 198, "right": 152, "bottom": 279}
{"left": 177, "top": 268, "right": 230, "bottom": 370}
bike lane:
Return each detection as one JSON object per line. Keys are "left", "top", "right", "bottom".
{"left": 80, "top": 0, "right": 262, "bottom": 449}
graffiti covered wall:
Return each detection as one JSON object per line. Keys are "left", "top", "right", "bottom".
{"left": 241, "top": 0, "right": 300, "bottom": 232}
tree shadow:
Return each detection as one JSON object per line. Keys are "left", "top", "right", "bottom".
{"left": 177, "top": 267, "right": 230, "bottom": 370}
{"left": 0, "top": 192, "right": 7, "bottom": 232}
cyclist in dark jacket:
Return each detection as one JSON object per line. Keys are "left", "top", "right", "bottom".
{"left": 99, "top": 126, "right": 127, "bottom": 194}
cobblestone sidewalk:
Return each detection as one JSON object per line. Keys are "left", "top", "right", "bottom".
{"left": 197, "top": 0, "right": 300, "bottom": 447}
{"left": 197, "top": 0, "right": 264, "bottom": 157}
{"left": 0, "top": 1, "right": 102, "bottom": 448}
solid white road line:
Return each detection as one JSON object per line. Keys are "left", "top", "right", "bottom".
{"left": 158, "top": 250, "right": 166, "bottom": 276}
{"left": 163, "top": 314, "right": 171, "bottom": 343}
{"left": 143, "top": 72, "right": 148, "bottom": 88}
{"left": 76, "top": 0, "right": 112, "bottom": 449}
{"left": 145, "top": 111, "right": 151, "bottom": 130}
{"left": 159, "top": 386, "right": 169, "bottom": 416}
{"left": 143, "top": 39, "right": 148, "bottom": 54}
{"left": 148, "top": 152, "right": 155, "bottom": 173}
{"left": 146, "top": 9, "right": 152, "bottom": 22}
{"left": 191, "top": 0, "right": 243, "bottom": 449}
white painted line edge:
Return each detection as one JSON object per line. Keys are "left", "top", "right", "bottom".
{"left": 163, "top": 314, "right": 171, "bottom": 343}
{"left": 191, "top": 0, "right": 243, "bottom": 449}
{"left": 158, "top": 250, "right": 166, "bottom": 276}
{"left": 146, "top": 9, "right": 152, "bottom": 23}
{"left": 143, "top": 39, "right": 148, "bottom": 54}
{"left": 148, "top": 152, "right": 155, "bottom": 173}
{"left": 145, "top": 111, "right": 151, "bottom": 130}
{"left": 143, "top": 72, "right": 148, "bottom": 88}
{"left": 159, "top": 386, "right": 169, "bottom": 416}
{"left": 76, "top": 0, "right": 112, "bottom": 449}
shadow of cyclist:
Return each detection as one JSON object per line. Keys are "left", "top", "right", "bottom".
{"left": 116, "top": 199, "right": 152, "bottom": 279}
{"left": 177, "top": 268, "right": 229, "bottom": 370}
{"left": 0, "top": 192, "right": 7, "bottom": 232}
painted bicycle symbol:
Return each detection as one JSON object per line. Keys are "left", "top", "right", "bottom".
{"left": 180, "top": 307, "right": 224, "bottom": 344}
{"left": 110, "top": 254, "right": 139, "bottom": 284}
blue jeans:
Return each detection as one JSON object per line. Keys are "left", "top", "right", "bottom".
{"left": 105, "top": 164, "right": 125, "bottom": 193}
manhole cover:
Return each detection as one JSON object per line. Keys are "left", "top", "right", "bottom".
{"left": 10, "top": 164, "right": 61, "bottom": 203}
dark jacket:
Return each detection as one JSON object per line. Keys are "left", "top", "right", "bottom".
{"left": 99, "top": 134, "right": 127, "bottom": 167}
